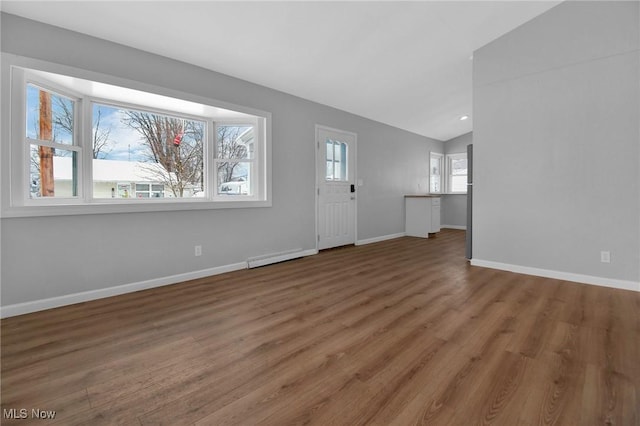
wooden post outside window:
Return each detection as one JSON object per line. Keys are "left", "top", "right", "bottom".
{"left": 38, "top": 90, "right": 55, "bottom": 197}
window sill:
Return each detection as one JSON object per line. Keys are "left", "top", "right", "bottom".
{"left": 1, "top": 199, "right": 272, "bottom": 218}
{"left": 427, "top": 192, "right": 468, "bottom": 196}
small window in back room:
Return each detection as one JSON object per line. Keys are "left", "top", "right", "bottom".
{"left": 430, "top": 152, "right": 443, "bottom": 193}
{"left": 447, "top": 153, "right": 467, "bottom": 193}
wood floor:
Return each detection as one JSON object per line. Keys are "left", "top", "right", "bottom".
{"left": 1, "top": 229, "right": 639, "bottom": 425}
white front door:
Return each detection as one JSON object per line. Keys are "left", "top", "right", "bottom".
{"left": 317, "top": 126, "right": 356, "bottom": 250}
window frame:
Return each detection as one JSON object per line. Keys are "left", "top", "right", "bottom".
{"left": 23, "top": 76, "right": 84, "bottom": 205}
{"left": 445, "top": 152, "right": 468, "bottom": 194}
{"left": 2, "top": 54, "right": 272, "bottom": 218}
{"left": 86, "top": 97, "right": 211, "bottom": 203}
{"left": 325, "top": 139, "right": 348, "bottom": 182}
{"left": 213, "top": 120, "right": 261, "bottom": 200}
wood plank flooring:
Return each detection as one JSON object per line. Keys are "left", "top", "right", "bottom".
{"left": 1, "top": 229, "right": 639, "bottom": 425}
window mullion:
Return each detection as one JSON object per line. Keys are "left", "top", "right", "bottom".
{"left": 254, "top": 119, "right": 262, "bottom": 198}
{"left": 209, "top": 121, "right": 216, "bottom": 199}
{"left": 25, "top": 138, "right": 82, "bottom": 151}
{"left": 82, "top": 98, "right": 93, "bottom": 201}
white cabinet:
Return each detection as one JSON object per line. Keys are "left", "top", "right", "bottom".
{"left": 431, "top": 197, "right": 441, "bottom": 233}
{"left": 405, "top": 196, "right": 441, "bottom": 238}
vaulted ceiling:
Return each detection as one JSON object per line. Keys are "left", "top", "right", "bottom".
{"left": 1, "top": 1, "right": 561, "bottom": 141}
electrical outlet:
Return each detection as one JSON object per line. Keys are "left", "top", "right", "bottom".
{"left": 600, "top": 251, "right": 610, "bottom": 263}
{"left": 195, "top": 245, "right": 202, "bottom": 257}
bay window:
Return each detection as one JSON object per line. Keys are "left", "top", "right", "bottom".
{"left": 3, "top": 57, "right": 271, "bottom": 216}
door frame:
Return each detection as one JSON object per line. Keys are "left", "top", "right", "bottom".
{"left": 315, "top": 124, "right": 358, "bottom": 251}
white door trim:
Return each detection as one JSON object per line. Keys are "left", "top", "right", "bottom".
{"left": 315, "top": 124, "right": 358, "bottom": 251}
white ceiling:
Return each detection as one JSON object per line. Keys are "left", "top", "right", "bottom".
{"left": 1, "top": 1, "right": 560, "bottom": 141}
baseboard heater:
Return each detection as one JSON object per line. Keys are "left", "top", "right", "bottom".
{"left": 247, "top": 248, "right": 308, "bottom": 269}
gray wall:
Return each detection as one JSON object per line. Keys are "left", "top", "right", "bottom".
{"left": 442, "top": 132, "right": 471, "bottom": 228}
{"left": 473, "top": 1, "right": 639, "bottom": 282}
{"left": 0, "top": 13, "right": 442, "bottom": 306}
{"left": 444, "top": 131, "right": 471, "bottom": 155}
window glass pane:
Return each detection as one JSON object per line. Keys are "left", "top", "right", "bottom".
{"left": 325, "top": 141, "right": 345, "bottom": 180}
{"left": 451, "top": 158, "right": 467, "bottom": 175}
{"left": 451, "top": 175, "right": 467, "bottom": 192}
{"left": 326, "top": 161, "right": 334, "bottom": 180}
{"left": 430, "top": 157, "right": 440, "bottom": 175}
{"left": 325, "top": 141, "right": 348, "bottom": 181}
{"left": 217, "top": 125, "right": 253, "bottom": 159}
{"left": 217, "top": 161, "right": 251, "bottom": 196}
{"left": 430, "top": 176, "right": 440, "bottom": 193}
{"left": 332, "top": 143, "right": 341, "bottom": 180}
{"left": 430, "top": 153, "right": 443, "bottom": 193}
{"left": 136, "top": 183, "right": 150, "bottom": 191}
{"left": 91, "top": 103, "right": 205, "bottom": 199}
{"left": 326, "top": 140, "right": 334, "bottom": 161}
{"left": 29, "top": 145, "right": 77, "bottom": 198}
{"left": 338, "top": 142, "right": 347, "bottom": 181}
{"left": 151, "top": 184, "right": 164, "bottom": 192}
{"left": 26, "top": 84, "right": 74, "bottom": 145}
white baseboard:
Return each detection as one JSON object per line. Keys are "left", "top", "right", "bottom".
{"left": 470, "top": 259, "right": 640, "bottom": 292}
{"left": 356, "top": 232, "right": 406, "bottom": 246}
{"left": 0, "top": 262, "right": 248, "bottom": 318}
{"left": 247, "top": 249, "right": 317, "bottom": 268}
{"left": 441, "top": 225, "right": 466, "bottom": 230}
